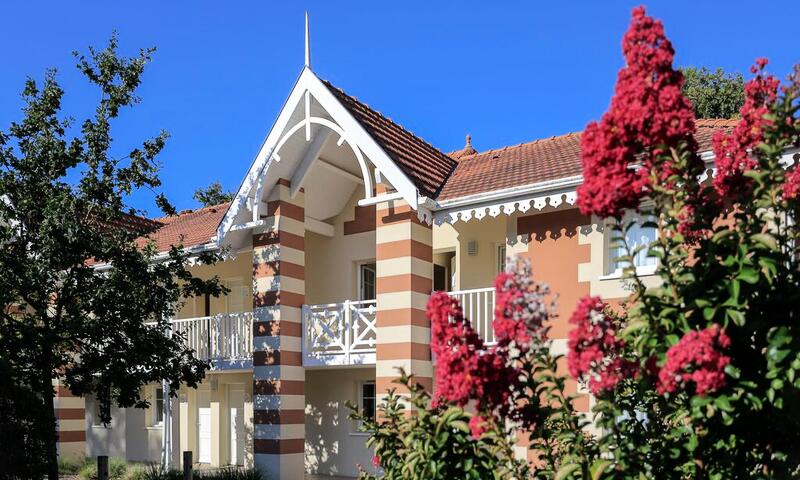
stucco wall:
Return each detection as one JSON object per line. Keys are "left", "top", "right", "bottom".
{"left": 305, "top": 368, "right": 377, "bottom": 478}
{"left": 305, "top": 191, "right": 376, "bottom": 305}
{"left": 432, "top": 215, "right": 519, "bottom": 291}
{"left": 176, "top": 252, "right": 254, "bottom": 319}
{"left": 177, "top": 372, "right": 254, "bottom": 467}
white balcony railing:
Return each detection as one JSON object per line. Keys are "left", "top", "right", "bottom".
{"left": 167, "top": 312, "right": 254, "bottom": 366}
{"left": 302, "top": 299, "right": 377, "bottom": 366}
{"left": 447, "top": 287, "right": 496, "bottom": 344}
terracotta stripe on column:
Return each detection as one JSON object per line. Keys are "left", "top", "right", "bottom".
{"left": 375, "top": 194, "right": 433, "bottom": 410}
{"left": 252, "top": 179, "right": 305, "bottom": 479}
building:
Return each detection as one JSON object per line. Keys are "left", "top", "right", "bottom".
{"left": 54, "top": 23, "right": 737, "bottom": 479}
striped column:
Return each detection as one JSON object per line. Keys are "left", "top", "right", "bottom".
{"left": 251, "top": 178, "right": 305, "bottom": 479}
{"left": 54, "top": 381, "right": 86, "bottom": 459}
{"left": 375, "top": 190, "right": 433, "bottom": 409}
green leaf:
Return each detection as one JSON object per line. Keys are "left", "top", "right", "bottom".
{"left": 737, "top": 267, "right": 759, "bottom": 284}
{"left": 751, "top": 233, "right": 779, "bottom": 251}
{"left": 555, "top": 463, "right": 581, "bottom": 480}
{"left": 724, "top": 364, "right": 741, "bottom": 379}
{"left": 590, "top": 460, "right": 613, "bottom": 480}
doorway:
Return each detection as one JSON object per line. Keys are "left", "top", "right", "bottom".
{"left": 197, "top": 389, "right": 211, "bottom": 464}
{"left": 228, "top": 384, "right": 246, "bottom": 466}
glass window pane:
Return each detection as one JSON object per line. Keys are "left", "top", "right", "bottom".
{"left": 361, "top": 382, "right": 376, "bottom": 421}
{"left": 611, "top": 214, "right": 657, "bottom": 272}
{"left": 360, "top": 263, "right": 376, "bottom": 300}
{"left": 155, "top": 388, "right": 164, "bottom": 424}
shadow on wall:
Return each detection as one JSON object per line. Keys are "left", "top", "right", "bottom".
{"left": 304, "top": 402, "right": 340, "bottom": 476}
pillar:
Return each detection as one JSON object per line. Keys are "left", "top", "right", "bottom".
{"left": 54, "top": 381, "right": 86, "bottom": 459}
{"left": 375, "top": 190, "right": 433, "bottom": 409}
{"left": 252, "top": 178, "right": 305, "bottom": 478}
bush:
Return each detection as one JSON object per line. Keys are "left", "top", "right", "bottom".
{"left": 137, "top": 465, "right": 262, "bottom": 480}
{"left": 58, "top": 455, "right": 89, "bottom": 475}
{"left": 77, "top": 458, "right": 131, "bottom": 480}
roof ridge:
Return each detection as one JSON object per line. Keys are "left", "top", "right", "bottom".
{"left": 154, "top": 201, "right": 231, "bottom": 223}
{"left": 459, "top": 130, "right": 583, "bottom": 160}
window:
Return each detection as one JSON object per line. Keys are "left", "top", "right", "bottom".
{"left": 154, "top": 387, "right": 164, "bottom": 425}
{"left": 359, "top": 263, "right": 376, "bottom": 301}
{"left": 93, "top": 397, "right": 110, "bottom": 427}
{"left": 607, "top": 214, "right": 657, "bottom": 275}
{"left": 496, "top": 244, "right": 507, "bottom": 274}
{"left": 359, "top": 381, "right": 376, "bottom": 422}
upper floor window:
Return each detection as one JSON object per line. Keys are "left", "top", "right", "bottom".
{"left": 359, "top": 263, "right": 376, "bottom": 301}
{"left": 496, "top": 244, "right": 507, "bottom": 274}
{"left": 606, "top": 213, "right": 657, "bottom": 275}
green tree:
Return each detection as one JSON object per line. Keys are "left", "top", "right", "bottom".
{"left": 0, "top": 36, "right": 225, "bottom": 479}
{"left": 681, "top": 66, "right": 745, "bottom": 119}
{"left": 193, "top": 181, "right": 234, "bottom": 207}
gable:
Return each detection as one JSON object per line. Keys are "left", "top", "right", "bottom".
{"left": 217, "top": 67, "right": 430, "bottom": 247}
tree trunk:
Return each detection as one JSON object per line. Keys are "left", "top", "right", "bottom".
{"left": 40, "top": 347, "right": 59, "bottom": 480}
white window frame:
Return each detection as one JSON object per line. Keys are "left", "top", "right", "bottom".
{"left": 496, "top": 243, "right": 507, "bottom": 274}
{"left": 602, "top": 212, "right": 658, "bottom": 278}
{"left": 153, "top": 386, "right": 164, "bottom": 427}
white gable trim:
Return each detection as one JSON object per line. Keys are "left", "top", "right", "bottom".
{"left": 217, "top": 67, "right": 419, "bottom": 244}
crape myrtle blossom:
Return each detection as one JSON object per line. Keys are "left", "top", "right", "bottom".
{"left": 657, "top": 324, "right": 732, "bottom": 396}
{"left": 712, "top": 59, "right": 780, "bottom": 200}
{"left": 782, "top": 66, "right": 800, "bottom": 198}
{"left": 577, "top": 6, "right": 701, "bottom": 220}
{"left": 493, "top": 259, "right": 551, "bottom": 352}
{"left": 567, "top": 296, "right": 637, "bottom": 395}
{"left": 428, "top": 292, "right": 518, "bottom": 417}
{"left": 428, "top": 259, "right": 553, "bottom": 438}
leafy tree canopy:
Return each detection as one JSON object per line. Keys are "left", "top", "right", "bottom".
{"left": 681, "top": 66, "right": 745, "bottom": 119}
{"left": 193, "top": 181, "right": 234, "bottom": 207}
{"left": 0, "top": 35, "right": 225, "bottom": 479}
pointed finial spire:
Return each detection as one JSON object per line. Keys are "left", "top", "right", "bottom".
{"left": 465, "top": 134, "right": 472, "bottom": 148}
{"left": 304, "top": 12, "right": 311, "bottom": 68}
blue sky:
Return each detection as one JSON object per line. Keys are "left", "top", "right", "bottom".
{"left": 1, "top": 1, "right": 798, "bottom": 215}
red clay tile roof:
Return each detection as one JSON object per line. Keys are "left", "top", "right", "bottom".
{"left": 131, "top": 119, "right": 738, "bottom": 253}
{"left": 323, "top": 80, "right": 457, "bottom": 198}
{"left": 139, "top": 203, "right": 230, "bottom": 253}
{"left": 437, "top": 119, "right": 738, "bottom": 201}
{"left": 105, "top": 212, "right": 164, "bottom": 235}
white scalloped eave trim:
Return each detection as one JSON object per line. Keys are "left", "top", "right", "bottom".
{"left": 425, "top": 191, "right": 578, "bottom": 225}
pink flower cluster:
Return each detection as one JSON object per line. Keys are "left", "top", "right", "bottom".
{"left": 567, "top": 296, "right": 637, "bottom": 395}
{"left": 578, "top": 6, "right": 700, "bottom": 219}
{"left": 713, "top": 59, "right": 780, "bottom": 200}
{"left": 657, "top": 324, "right": 731, "bottom": 396}
{"left": 493, "top": 260, "right": 551, "bottom": 352}
{"left": 428, "top": 292, "right": 517, "bottom": 416}
{"left": 429, "top": 260, "right": 554, "bottom": 438}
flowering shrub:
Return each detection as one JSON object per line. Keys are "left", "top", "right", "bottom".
{"left": 567, "top": 296, "right": 636, "bottom": 395}
{"left": 569, "top": 5, "right": 800, "bottom": 478}
{"left": 355, "top": 7, "right": 800, "bottom": 479}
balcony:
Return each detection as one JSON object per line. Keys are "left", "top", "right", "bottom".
{"left": 166, "top": 312, "right": 254, "bottom": 369}
{"left": 447, "top": 287, "right": 496, "bottom": 345}
{"left": 302, "top": 300, "right": 377, "bottom": 367}
{"left": 301, "top": 287, "right": 496, "bottom": 366}
{"left": 161, "top": 287, "right": 497, "bottom": 370}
